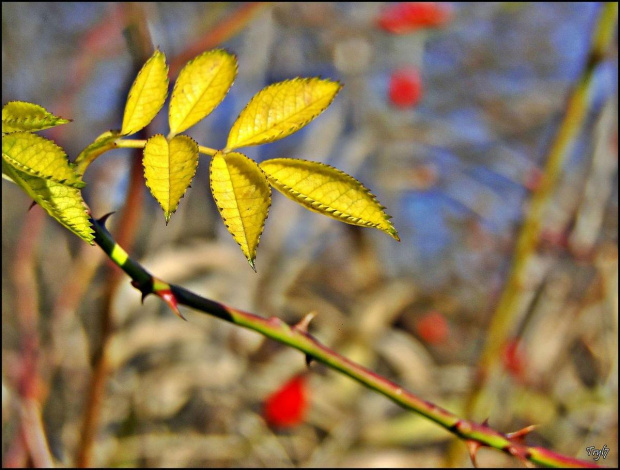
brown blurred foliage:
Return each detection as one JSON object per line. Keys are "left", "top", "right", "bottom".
{"left": 2, "top": 3, "right": 617, "bottom": 467}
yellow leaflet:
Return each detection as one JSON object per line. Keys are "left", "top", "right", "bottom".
{"left": 2, "top": 132, "right": 85, "bottom": 188}
{"left": 121, "top": 50, "right": 169, "bottom": 136}
{"left": 2, "top": 159, "right": 94, "bottom": 244}
{"left": 74, "top": 130, "right": 122, "bottom": 176}
{"left": 226, "top": 78, "right": 342, "bottom": 150}
{"left": 169, "top": 50, "right": 237, "bottom": 135}
{"left": 210, "top": 151, "right": 271, "bottom": 270}
{"left": 260, "top": 158, "right": 399, "bottom": 241}
{"left": 143, "top": 134, "right": 199, "bottom": 223}
{"left": 2, "top": 101, "right": 71, "bottom": 133}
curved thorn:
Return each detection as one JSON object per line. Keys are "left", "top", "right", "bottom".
{"left": 294, "top": 311, "right": 316, "bottom": 334}
{"left": 97, "top": 211, "right": 117, "bottom": 226}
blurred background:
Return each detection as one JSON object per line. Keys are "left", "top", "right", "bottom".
{"left": 2, "top": 2, "right": 617, "bottom": 467}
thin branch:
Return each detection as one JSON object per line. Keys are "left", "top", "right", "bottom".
{"left": 198, "top": 144, "right": 218, "bottom": 156}
{"left": 89, "top": 215, "right": 602, "bottom": 469}
{"left": 169, "top": 3, "right": 271, "bottom": 77}
{"left": 465, "top": 2, "right": 618, "bottom": 413}
{"left": 75, "top": 4, "right": 153, "bottom": 466}
{"left": 20, "top": 399, "right": 55, "bottom": 468}
{"left": 4, "top": 207, "right": 47, "bottom": 467}
{"left": 115, "top": 139, "right": 147, "bottom": 149}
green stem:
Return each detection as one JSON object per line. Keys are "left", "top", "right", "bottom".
{"left": 89, "top": 215, "right": 601, "bottom": 469}
{"left": 116, "top": 138, "right": 147, "bottom": 149}
{"left": 75, "top": 136, "right": 218, "bottom": 180}
{"left": 73, "top": 133, "right": 150, "bottom": 177}
{"left": 199, "top": 144, "right": 218, "bottom": 156}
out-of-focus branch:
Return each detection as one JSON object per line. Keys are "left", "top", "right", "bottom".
{"left": 74, "top": 4, "right": 152, "bottom": 466}
{"left": 4, "top": 207, "right": 50, "bottom": 468}
{"left": 466, "top": 2, "right": 618, "bottom": 414}
{"left": 169, "top": 3, "right": 270, "bottom": 77}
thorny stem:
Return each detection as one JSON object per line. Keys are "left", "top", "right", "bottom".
{"left": 90, "top": 216, "right": 601, "bottom": 469}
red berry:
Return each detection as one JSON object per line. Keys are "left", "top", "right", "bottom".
{"left": 377, "top": 2, "right": 452, "bottom": 34}
{"left": 415, "top": 311, "right": 448, "bottom": 344}
{"left": 263, "top": 374, "right": 308, "bottom": 428}
{"left": 389, "top": 67, "right": 423, "bottom": 108}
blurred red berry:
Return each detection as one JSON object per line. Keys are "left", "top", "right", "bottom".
{"left": 389, "top": 67, "right": 423, "bottom": 108}
{"left": 263, "top": 374, "right": 308, "bottom": 428}
{"left": 502, "top": 338, "right": 527, "bottom": 381}
{"left": 415, "top": 310, "right": 448, "bottom": 344}
{"left": 377, "top": 2, "right": 452, "bottom": 34}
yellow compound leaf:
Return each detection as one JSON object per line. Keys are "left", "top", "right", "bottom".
{"left": 226, "top": 78, "right": 342, "bottom": 150}
{"left": 2, "top": 101, "right": 71, "bottom": 133}
{"left": 169, "top": 49, "right": 237, "bottom": 135}
{"left": 2, "top": 159, "right": 94, "bottom": 244}
{"left": 121, "top": 49, "right": 169, "bottom": 136}
{"left": 143, "top": 134, "right": 199, "bottom": 223}
{"left": 2, "top": 132, "right": 85, "bottom": 188}
{"left": 210, "top": 151, "right": 271, "bottom": 270}
{"left": 260, "top": 158, "right": 399, "bottom": 240}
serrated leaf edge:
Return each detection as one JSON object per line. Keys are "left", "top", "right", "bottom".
{"left": 261, "top": 158, "right": 399, "bottom": 240}
{"left": 121, "top": 50, "right": 169, "bottom": 136}
{"left": 2, "top": 100, "right": 71, "bottom": 133}
{"left": 210, "top": 152, "right": 272, "bottom": 269}
{"left": 142, "top": 134, "right": 199, "bottom": 224}
{"left": 226, "top": 77, "right": 343, "bottom": 150}
{"left": 3, "top": 161, "right": 94, "bottom": 244}
{"left": 2, "top": 132, "right": 86, "bottom": 188}
{"left": 169, "top": 49, "right": 238, "bottom": 135}
{"left": 2, "top": 152, "right": 85, "bottom": 189}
